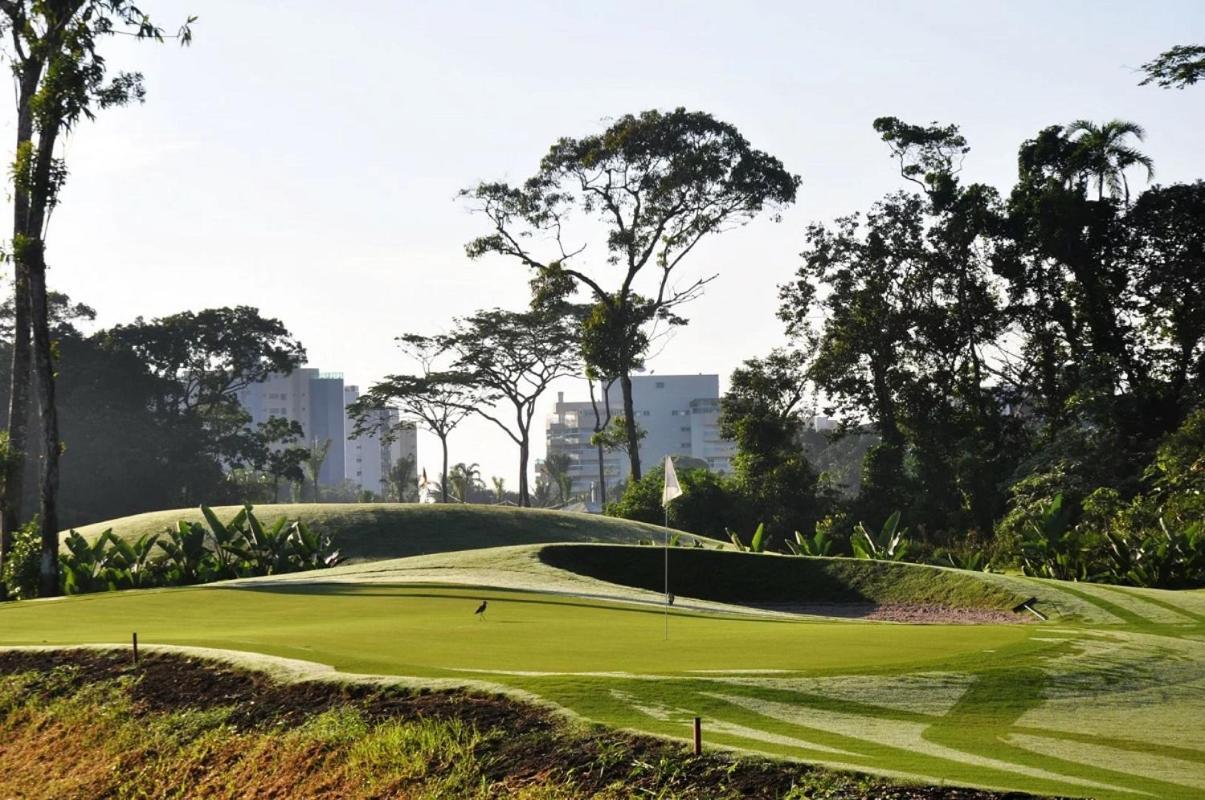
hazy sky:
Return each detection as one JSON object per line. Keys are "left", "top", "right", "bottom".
{"left": 4, "top": 1, "right": 1203, "bottom": 486}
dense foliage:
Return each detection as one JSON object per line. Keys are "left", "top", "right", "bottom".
{"left": 0, "top": 299, "right": 307, "bottom": 528}
{"left": 3, "top": 504, "right": 342, "bottom": 599}
{"left": 693, "top": 116, "right": 1205, "bottom": 589}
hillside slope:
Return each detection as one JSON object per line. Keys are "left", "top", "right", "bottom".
{"left": 67, "top": 504, "right": 707, "bottom": 561}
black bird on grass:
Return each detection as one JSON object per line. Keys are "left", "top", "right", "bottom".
{"left": 474, "top": 600, "right": 488, "bottom": 619}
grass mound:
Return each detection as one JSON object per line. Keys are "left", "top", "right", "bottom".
{"left": 68, "top": 504, "right": 695, "bottom": 562}
{"left": 539, "top": 544, "right": 1030, "bottom": 611}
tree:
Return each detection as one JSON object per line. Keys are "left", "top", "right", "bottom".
{"left": 606, "top": 464, "right": 744, "bottom": 542}
{"left": 304, "top": 438, "right": 331, "bottom": 502}
{"left": 101, "top": 306, "right": 306, "bottom": 502}
{"left": 541, "top": 453, "right": 573, "bottom": 505}
{"left": 490, "top": 476, "right": 506, "bottom": 504}
{"left": 1066, "top": 119, "right": 1154, "bottom": 205}
{"left": 1, "top": 1, "right": 193, "bottom": 598}
{"left": 251, "top": 417, "right": 308, "bottom": 502}
{"left": 386, "top": 454, "right": 419, "bottom": 502}
{"left": 105, "top": 307, "right": 306, "bottom": 416}
{"left": 586, "top": 373, "right": 617, "bottom": 505}
{"left": 440, "top": 307, "right": 579, "bottom": 506}
{"left": 462, "top": 108, "right": 799, "bottom": 482}
{"left": 446, "top": 462, "right": 483, "bottom": 504}
{"left": 720, "top": 350, "right": 829, "bottom": 541}
{"left": 1126, "top": 182, "right": 1205, "bottom": 410}
{"left": 350, "top": 335, "right": 476, "bottom": 504}
{"left": 1140, "top": 44, "right": 1205, "bottom": 90}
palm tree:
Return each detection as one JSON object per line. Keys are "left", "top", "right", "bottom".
{"left": 305, "top": 438, "right": 332, "bottom": 502}
{"left": 1066, "top": 119, "right": 1155, "bottom": 204}
{"left": 541, "top": 453, "right": 574, "bottom": 506}
{"left": 491, "top": 476, "right": 506, "bottom": 504}
{"left": 447, "top": 462, "right": 483, "bottom": 503}
{"left": 386, "top": 455, "right": 418, "bottom": 502}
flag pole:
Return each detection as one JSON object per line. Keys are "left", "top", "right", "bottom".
{"left": 661, "top": 454, "right": 681, "bottom": 641}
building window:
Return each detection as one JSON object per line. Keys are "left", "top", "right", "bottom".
{"left": 655, "top": 381, "right": 665, "bottom": 389}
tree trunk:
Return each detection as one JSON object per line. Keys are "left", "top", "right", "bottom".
{"left": 27, "top": 252, "right": 60, "bottom": 598}
{"left": 1, "top": 68, "right": 42, "bottom": 599}
{"left": 0, "top": 265, "right": 32, "bottom": 590}
{"left": 620, "top": 373, "right": 641, "bottom": 481}
{"left": 439, "top": 435, "right": 449, "bottom": 503}
{"left": 517, "top": 439, "right": 530, "bottom": 507}
{"left": 596, "top": 442, "right": 607, "bottom": 506}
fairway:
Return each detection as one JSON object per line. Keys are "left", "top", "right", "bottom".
{"left": 2, "top": 570, "right": 1203, "bottom": 799}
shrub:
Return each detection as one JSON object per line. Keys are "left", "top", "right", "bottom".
{"left": 1, "top": 518, "right": 42, "bottom": 599}
{"left": 54, "top": 504, "right": 344, "bottom": 597}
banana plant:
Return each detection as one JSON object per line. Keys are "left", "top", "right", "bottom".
{"left": 728, "top": 522, "right": 768, "bottom": 553}
{"left": 200, "top": 504, "right": 252, "bottom": 579}
{"left": 785, "top": 529, "right": 834, "bottom": 557}
{"left": 60, "top": 529, "right": 118, "bottom": 594}
{"left": 158, "top": 521, "right": 211, "bottom": 585}
{"left": 851, "top": 511, "right": 910, "bottom": 561}
{"left": 288, "top": 521, "right": 343, "bottom": 570}
{"left": 107, "top": 532, "right": 162, "bottom": 589}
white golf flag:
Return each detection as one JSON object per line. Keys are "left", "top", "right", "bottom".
{"left": 662, "top": 455, "right": 683, "bottom": 507}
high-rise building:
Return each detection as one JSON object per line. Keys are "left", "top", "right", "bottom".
{"left": 344, "top": 386, "right": 418, "bottom": 497}
{"left": 238, "top": 370, "right": 416, "bottom": 493}
{"left": 545, "top": 374, "right": 736, "bottom": 499}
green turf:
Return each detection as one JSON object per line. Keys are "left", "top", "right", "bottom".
{"left": 12, "top": 512, "right": 1205, "bottom": 799}
{"left": 539, "top": 545, "right": 1032, "bottom": 610}
{"left": 68, "top": 503, "right": 707, "bottom": 561}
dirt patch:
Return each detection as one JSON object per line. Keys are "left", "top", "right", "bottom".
{"left": 752, "top": 603, "right": 1034, "bottom": 624}
{"left": 0, "top": 650, "right": 1060, "bottom": 799}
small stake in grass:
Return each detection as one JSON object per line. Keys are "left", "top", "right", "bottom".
{"left": 131, "top": 632, "right": 138, "bottom": 665}
{"left": 693, "top": 716, "right": 702, "bottom": 755}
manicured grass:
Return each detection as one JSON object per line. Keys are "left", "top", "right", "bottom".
{"left": 539, "top": 544, "right": 1031, "bottom": 610}
{"left": 17, "top": 504, "right": 1205, "bottom": 799}
{"left": 1, "top": 575, "right": 1203, "bottom": 799}
{"left": 68, "top": 504, "right": 705, "bottom": 561}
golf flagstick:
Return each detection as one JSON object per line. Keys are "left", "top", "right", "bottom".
{"left": 661, "top": 455, "right": 683, "bottom": 640}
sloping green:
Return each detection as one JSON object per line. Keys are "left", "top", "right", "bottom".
{"left": 540, "top": 545, "right": 1030, "bottom": 610}
{"left": 67, "top": 504, "right": 702, "bottom": 561}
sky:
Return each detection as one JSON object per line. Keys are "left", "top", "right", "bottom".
{"left": 3, "top": 0, "right": 1203, "bottom": 486}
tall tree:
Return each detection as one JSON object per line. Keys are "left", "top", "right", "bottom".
{"left": 720, "top": 348, "right": 828, "bottom": 540}
{"left": 386, "top": 453, "right": 419, "bottom": 502}
{"left": 1066, "top": 119, "right": 1154, "bottom": 204}
{"left": 440, "top": 308, "right": 579, "bottom": 506}
{"left": 446, "top": 462, "right": 483, "bottom": 503}
{"left": 349, "top": 335, "right": 476, "bottom": 504}
{"left": 0, "top": 1, "right": 192, "bottom": 597}
{"left": 102, "top": 306, "right": 306, "bottom": 502}
{"left": 541, "top": 452, "right": 573, "bottom": 505}
{"left": 586, "top": 373, "right": 617, "bottom": 505}
{"left": 304, "top": 438, "right": 331, "bottom": 502}
{"left": 1140, "top": 44, "right": 1205, "bottom": 90}
{"left": 249, "top": 416, "right": 308, "bottom": 502}
{"left": 462, "top": 108, "right": 799, "bottom": 481}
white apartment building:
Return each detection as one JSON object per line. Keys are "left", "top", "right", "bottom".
{"left": 343, "top": 386, "right": 418, "bottom": 497}
{"left": 545, "top": 374, "right": 737, "bottom": 499}
{"left": 237, "top": 370, "right": 417, "bottom": 494}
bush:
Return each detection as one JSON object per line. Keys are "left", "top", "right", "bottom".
{"left": 2, "top": 518, "right": 42, "bottom": 600}
{"left": 605, "top": 466, "right": 747, "bottom": 542}
{"left": 53, "top": 503, "right": 344, "bottom": 597}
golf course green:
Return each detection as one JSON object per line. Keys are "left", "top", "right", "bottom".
{"left": 5, "top": 507, "right": 1203, "bottom": 799}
